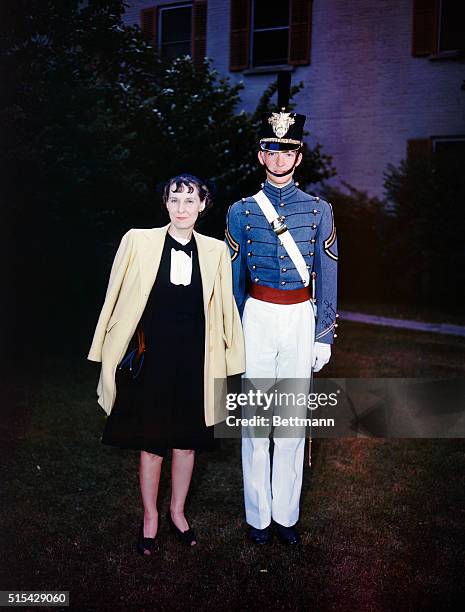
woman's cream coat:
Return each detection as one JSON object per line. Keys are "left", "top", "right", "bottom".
{"left": 88, "top": 225, "right": 245, "bottom": 426}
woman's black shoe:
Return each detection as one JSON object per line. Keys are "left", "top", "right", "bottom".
{"left": 137, "top": 520, "right": 157, "bottom": 556}
{"left": 166, "top": 511, "right": 197, "bottom": 546}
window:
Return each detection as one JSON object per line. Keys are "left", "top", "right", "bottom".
{"left": 407, "top": 136, "right": 465, "bottom": 162}
{"left": 229, "top": 0, "right": 312, "bottom": 72}
{"left": 140, "top": 1, "right": 207, "bottom": 65}
{"left": 412, "top": 0, "right": 464, "bottom": 57}
{"left": 159, "top": 3, "right": 192, "bottom": 61}
{"left": 433, "top": 137, "right": 465, "bottom": 158}
{"left": 251, "top": 0, "right": 289, "bottom": 67}
{"left": 438, "top": 0, "right": 464, "bottom": 53}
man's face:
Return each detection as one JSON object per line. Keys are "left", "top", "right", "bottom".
{"left": 258, "top": 149, "right": 302, "bottom": 184}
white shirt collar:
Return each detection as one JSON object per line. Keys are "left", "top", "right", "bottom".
{"left": 266, "top": 177, "right": 293, "bottom": 189}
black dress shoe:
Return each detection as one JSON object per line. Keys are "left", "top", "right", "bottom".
{"left": 248, "top": 525, "right": 271, "bottom": 545}
{"left": 166, "top": 511, "right": 197, "bottom": 546}
{"left": 274, "top": 522, "right": 300, "bottom": 545}
{"left": 137, "top": 520, "right": 156, "bottom": 556}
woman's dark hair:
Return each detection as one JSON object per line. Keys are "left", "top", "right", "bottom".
{"left": 162, "top": 174, "right": 213, "bottom": 218}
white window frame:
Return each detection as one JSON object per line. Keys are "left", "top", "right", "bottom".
{"left": 158, "top": 2, "right": 193, "bottom": 58}
{"left": 250, "top": 0, "right": 290, "bottom": 68}
{"left": 432, "top": 136, "right": 465, "bottom": 152}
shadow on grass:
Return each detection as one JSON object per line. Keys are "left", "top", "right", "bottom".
{"left": 1, "top": 323, "right": 465, "bottom": 610}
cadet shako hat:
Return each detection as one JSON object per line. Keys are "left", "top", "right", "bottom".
{"left": 259, "top": 112, "right": 306, "bottom": 151}
{"left": 259, "top": 72, "right": 306, "bottom": 152}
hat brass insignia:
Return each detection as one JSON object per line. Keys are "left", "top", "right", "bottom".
{"left": 268, "top": 112, "right": 295, "bottom": 139}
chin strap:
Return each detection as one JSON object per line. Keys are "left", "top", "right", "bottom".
{"left": 262, "top": 148, "right": 302, "bottom": 178}
{"left": 263, "top": 165, "right": 295, "bottom": 178}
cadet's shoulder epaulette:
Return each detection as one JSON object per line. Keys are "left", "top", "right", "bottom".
{"left": 298, "top": 188, "right": 321, "bottom": 203}
{"left": 305, "top": 194, "right": 321, "bottom": 202}
{"left": 308, "top": 194, "right": 332, "bottom": 209}
{"left": 229, "top": 198, "right": 246, "bottom": 216}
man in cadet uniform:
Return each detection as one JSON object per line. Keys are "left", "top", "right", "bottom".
{"left": 225, "top": 78, "right": 339, "bottom": 545}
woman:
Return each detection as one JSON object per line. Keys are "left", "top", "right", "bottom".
{"left": 87, "top": 174, "right": 245, "bottom": 555}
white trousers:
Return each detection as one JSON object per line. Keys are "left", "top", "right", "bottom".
{"left": 241, "top": 297, "right": 315, "bottom": 528}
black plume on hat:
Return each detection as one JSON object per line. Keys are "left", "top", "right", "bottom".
{"left": 258, "top": 73, "right": 306, "bottom": 151}
{"left": 277, "top": 72, "right": 291, "bottom": 110}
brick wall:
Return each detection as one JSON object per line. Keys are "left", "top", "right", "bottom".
{"left": 123, "top": 0, "right": 465, "bottom": 199}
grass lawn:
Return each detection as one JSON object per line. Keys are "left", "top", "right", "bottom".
{"left": 1, "top": 322, "right": 465, "bottom": 611}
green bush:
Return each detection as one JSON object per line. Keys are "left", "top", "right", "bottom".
{"left": 323, "top": 147, "right": 465, "bottom": 313}
{"left": 1, "top": 0, "right": 335, "bottom": 356}
{"left": 384, "top": 150, "right": 465, "bottom": 307}
{"left": 321, "top": 183, "right": 393, "bottom": 304}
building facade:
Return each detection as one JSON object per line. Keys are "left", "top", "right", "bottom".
{"left": 123, "top": 0, "right": 465, "bottom": 198}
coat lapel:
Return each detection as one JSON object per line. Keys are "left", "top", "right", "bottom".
{"left": 138, "top": 224, "right": 170, "bottom": 297}
{"left": 194, "top": 230, "right": 221, "bottom": 313}
{"left": 138, "top": 225, "right": 221, "bottom": 312}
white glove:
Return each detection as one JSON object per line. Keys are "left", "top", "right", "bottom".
{"left": 312, "top": 342, "right": 331, "bottom": 373}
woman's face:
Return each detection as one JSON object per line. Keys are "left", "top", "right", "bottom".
{"left": 166, "top": 182, "right": 205, "bottom": 233}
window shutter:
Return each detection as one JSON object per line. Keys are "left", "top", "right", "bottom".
{"left": 229, "top": 0, "right": 250, "bottom": 71}
{"left": 412, "top": 0, "right": 438, "bottom": 57}
{"left": 289, "top": 0, "right": 312, "bottom": 66}
{"left": 193, "top": 0, "right": 208, "bottom": 67}
{"left": 407, "top": 139, "right": 432, "bottom": 159}
{"left": 140, "top": 7, "right": 157, "bottom": 47}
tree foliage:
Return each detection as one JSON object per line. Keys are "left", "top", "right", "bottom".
{"left": 1, "top": 0, "right": 334, "bottom": 234}
{"left": 1, "top": 0, "right": 335, "bottom": 353}
{"left": 321, "top": 183, "right": 390, "bottom": 303}
{"left": 383, "top": 150, "right": 465, "bottom": 305}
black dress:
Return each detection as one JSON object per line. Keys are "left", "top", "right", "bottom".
{"left": 101, "top": 232, "right": 217, "bottom": 456}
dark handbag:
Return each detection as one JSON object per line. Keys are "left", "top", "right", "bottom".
{"left": 117, "top": 327, "right": 146, "bottom": 380}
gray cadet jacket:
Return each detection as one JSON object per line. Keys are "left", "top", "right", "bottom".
{"left": 225, "top": 179, "right": 338, "bottom": 344}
